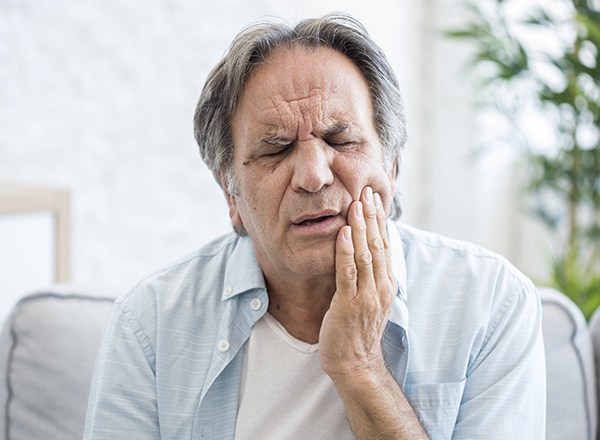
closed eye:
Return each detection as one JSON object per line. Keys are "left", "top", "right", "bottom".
{"left": 326, "top": 139, "right": 355, "bottom": 148}
{"left": 262, "top": 142, "right": 292, "bottom": 157}
{"left": 264, "top": 149, "right": 288, "bottom": 157}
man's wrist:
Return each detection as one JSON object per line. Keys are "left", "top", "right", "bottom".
{"left": 326, "top": 356, "right": 390, "bottom": 391}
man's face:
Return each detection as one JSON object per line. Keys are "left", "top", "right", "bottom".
{"left": 227, "top": 45, "right": 396, "bottom": 279}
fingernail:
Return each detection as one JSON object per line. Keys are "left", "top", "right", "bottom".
{"left": 343, "top": 226, "right": 351, "bottom": 241}
{"left": 374, "top": 192, "right": 382, "bottom": 210}
{"left": 356, "top": 202, "right": 363, "bottom": 219}
{"left": 364, "top": 186, "right": 373, "bottom": 204}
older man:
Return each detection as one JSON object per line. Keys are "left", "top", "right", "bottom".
{"left": 84, "top": 13, "right": 546, "bottom": 440}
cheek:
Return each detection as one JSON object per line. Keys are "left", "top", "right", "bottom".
{"left": 237, "top": 181, "right": 281, "bottom": 228}
{"left": 335, "top": 159, "right": 394, "bottom": 202}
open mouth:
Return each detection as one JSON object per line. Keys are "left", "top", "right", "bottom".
{"left": 298, "top": 215, "right": 334, "bottom": 226}
{"left": 292, "top": 210, "right": 340, "bottom": 231}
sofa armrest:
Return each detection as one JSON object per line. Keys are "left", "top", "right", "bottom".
{"left": 541, "top": 287, "right": 598, "bottom": 440}
{"left": 0, "top": 291, "right": 115, "bottom": 440}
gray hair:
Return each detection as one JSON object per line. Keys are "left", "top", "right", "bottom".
{"left": 193, "top": 12, "right": 406, "bottom": 220}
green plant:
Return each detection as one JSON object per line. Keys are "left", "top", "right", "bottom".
{"left": 447, "top": 0, "right": 600, "bottom": 319}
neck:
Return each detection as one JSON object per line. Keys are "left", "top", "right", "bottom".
{"left": 264, "top": 272, "right": 336, "bottom": 344}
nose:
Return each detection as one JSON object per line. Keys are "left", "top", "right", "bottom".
{"left": 290, "top": 142, "right": 335, "bottom": 193}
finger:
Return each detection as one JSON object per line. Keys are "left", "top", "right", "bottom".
{"left": 374, "top": 192, "right": 394, "bottom": 283}
{"left": 335, "top": 225, "right": 358, "bottom": 295}
{"left": 348, "top": 200, "right": 374, "bottom": 287}
{"left": 361, "top": 187, "right": 386, "bottom": 285}
{"left": 373, "top": 192, "right": 387, "bottom": 244}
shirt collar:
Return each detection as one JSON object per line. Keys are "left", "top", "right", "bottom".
{"left": 222, "top": 235, "right": 266, "bottom": 301}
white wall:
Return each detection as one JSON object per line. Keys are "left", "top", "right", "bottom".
{"left": 409, "top": 0, "right": 552, "bottom": 281}
{"left": 0, "top": 0, "right": 550, "bottom": 296}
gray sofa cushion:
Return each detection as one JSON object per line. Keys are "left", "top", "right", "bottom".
{"left": 0, "top": 292, "right": 115, "bottom": 440}
{"left": 541, "top": 287, "right": 598, "bottom": 440}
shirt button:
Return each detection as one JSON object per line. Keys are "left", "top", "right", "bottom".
{"left": 217, "top": 339, "right": 230, "bottom": 352}
{"left": 223, "top": 287, "right": 233, "bottom": 298}
{"left": 250, "top": 298, "right": 262, "bottom": 311}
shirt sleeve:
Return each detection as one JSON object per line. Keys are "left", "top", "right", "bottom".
{"left": 83, "top": 301, "right": 160, "bottom": 440}
{"left": 452, "top": 282, "right": 546, "bottom": 439}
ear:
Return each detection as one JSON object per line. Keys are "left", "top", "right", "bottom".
{"left": 218, "top": 172, "right": 244, "bottom": 231}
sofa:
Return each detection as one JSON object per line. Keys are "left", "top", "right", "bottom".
{"left": 0, "top": 287, "right": 598, "bottom": 439}
{"left": 0, "top": 290, "right": 115, "bottom": 439}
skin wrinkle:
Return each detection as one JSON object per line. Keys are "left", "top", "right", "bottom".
{"left": 248, "top": 96, "right": 369, "bottom": 176}
{"left": 241, "top": 63, "right": 363, "bottom": 165}
{"left": 244, "top": 53, "right": 337, "bottom": 144}
{"left": 271, "top": 92, "right": 326, "bottom": 142}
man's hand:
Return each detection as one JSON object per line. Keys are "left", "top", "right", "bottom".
{"left": 319, "top": 186, "right": 429, "bottom": 439}
{"left": 319, "top": 185, "right": 396, "bottom": 377}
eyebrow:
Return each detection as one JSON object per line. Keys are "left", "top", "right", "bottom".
{"left": 257, "top": 122, "right": 353, "bottom": 145}
{"left": 320, "top": 122, "right": 351, "bottom": 138}
{"left": 259, "top": 133, "right": 291, "bottom": 146}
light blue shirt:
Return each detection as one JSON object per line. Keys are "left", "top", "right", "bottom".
{"left": 84, "top": 222, "right": 546, "bottom": 439}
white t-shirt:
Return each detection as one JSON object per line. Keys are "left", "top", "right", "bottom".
{"left": 233, "top": 313, "right": 355, "bottom": 440}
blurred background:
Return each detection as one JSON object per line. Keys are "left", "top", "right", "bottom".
{"left": 1, "top": 0, "right": 597, "bottom": 319}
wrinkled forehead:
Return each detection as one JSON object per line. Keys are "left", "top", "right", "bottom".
{"left": 245, "top": 43, "right": 372, "bottom": 100}
{"left": 234, "top": 45, "right": 374, "bottom": 129}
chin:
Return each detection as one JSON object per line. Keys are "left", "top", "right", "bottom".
{"left": 301, "top": 261, "right": 335, "bottom": 276}
{"left": 291, "top": 249, "right": 336, "bottom": 276}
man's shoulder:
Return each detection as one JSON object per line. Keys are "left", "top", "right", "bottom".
{"left": 392, "top": 222, "right": 540, "bottom": 345}
{"left": 394, "top": 221, "right": 511, "bottom": 263}
{"left": 166, "top": 232, "right": 240, "bottom": 269}
{"left": 394, "top": 222, "right": 500, "bottom": 258}
{"left": 116, "top": 232, "right": 241, "bottom": 309}
{"left": 392, "top": 221, "right": 534, "bottom": 292}
{"left": 142, "top": 232, "right": 239, "bottom": 283}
